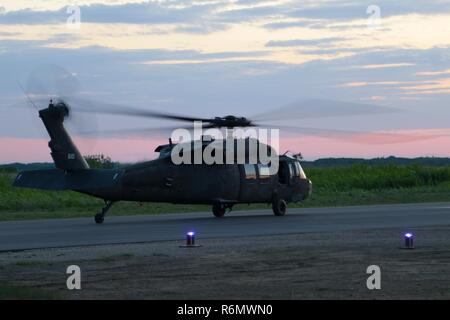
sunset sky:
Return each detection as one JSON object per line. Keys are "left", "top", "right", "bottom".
{"left": 1, "top": 0, "right": 450, "bottom": 163}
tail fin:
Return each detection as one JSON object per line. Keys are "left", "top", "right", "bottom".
{"left": 39, "top": 102, "right": 89, "bottom": 171}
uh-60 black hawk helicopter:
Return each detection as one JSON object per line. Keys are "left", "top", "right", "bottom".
{"left": 13, "top": 65, "right": 405, "bottom": 224}
{"left": 13, "top": 99, "right": 313, "bottom": 223}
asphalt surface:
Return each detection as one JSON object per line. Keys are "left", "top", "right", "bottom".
{"left": 0, "top": 202, "right": 449, "bottom": 251}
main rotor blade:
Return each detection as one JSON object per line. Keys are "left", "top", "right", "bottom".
{"left": 256, "top": 123, "right": 443, "bottom": 144}
{"left": 75, "top": 124, "right": 197, "bottom": 138}
{"left": 65, "top": 97, "right": 211, "bottom": 123}
{"left": 251, "top": 99, "right": 399, "bottom": 122}
{"left": 77, "top": 119, "right": 446, "bottom": 144}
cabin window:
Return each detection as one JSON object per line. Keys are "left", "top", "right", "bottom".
{"left": 258, "top": 164, "right": 271, "bottom": 180}
{"left": 244, "top": 164, "right": 257, "bottom": 180}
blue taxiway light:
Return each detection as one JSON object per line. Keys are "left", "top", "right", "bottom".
{"left": 404, "top": 232, "right": 414, "bottom": 249}
{"left": 186, "top": 231, "right": 196, "bottom": 246}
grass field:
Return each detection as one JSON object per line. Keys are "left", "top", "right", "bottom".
{"left": 1, "top": 164, "right": 450, "bottom": 221}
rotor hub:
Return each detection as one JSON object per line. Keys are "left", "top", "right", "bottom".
{"left": 210, "top": 116, "right": 253, "bottom": 128}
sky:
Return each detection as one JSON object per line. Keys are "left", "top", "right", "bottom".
{"left": 1, "top": 0, "right": 450, "bottom": 163}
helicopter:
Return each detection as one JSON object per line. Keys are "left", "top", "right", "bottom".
{"left": 13, "top": 99, "right": 312, "bottom": 223}
{"left": 12, "top": 65, "right": 422, "bottom": 224}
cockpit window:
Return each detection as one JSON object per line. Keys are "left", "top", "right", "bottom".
{"left": 292, "top": 162, "right": 298, "bottom": 176}
{"left": 294, "top": 162, "right": 307, "bottom": 179}
{"left": 288, "top": 163, "right": 294, "bottom": 178}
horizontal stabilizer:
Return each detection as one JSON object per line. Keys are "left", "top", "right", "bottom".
{"left": 13, "top": 169, "right": 123, "bottom": 191}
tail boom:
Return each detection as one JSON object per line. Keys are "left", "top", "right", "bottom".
{"left": 39, "top": 103, "right": 89, "bottom": 171}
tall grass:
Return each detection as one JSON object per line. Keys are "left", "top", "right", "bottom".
{"left": 307, "top": 164, "right": 450, "bottom": 191}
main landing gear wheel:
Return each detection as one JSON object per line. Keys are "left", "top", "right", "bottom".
{"left": 212, "top": 203, "right": 226, "bottom": 218}
{"left": 272, "top": 198, "right": 287, "bottom": 216}
{"left": 94, "top": 200, "right": 115, "bottom": 224}
{"left": 95, "top": 213, "right": 104, "bottom": 224}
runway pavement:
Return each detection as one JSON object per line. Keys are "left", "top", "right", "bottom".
{"left": 0, "top": 202, "right": 449, "bottom": 251}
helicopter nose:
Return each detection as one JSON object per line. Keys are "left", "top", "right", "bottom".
{"left": 299, "top": 178, "right": 312, "bottom": 200}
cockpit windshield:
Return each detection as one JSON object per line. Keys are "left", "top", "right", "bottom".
{"left": 294, "top": 161, "right": 307, "bottom": 179}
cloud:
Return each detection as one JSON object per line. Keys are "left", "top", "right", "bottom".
{"left": 416, "top": 69, "right": 450, "bottom": 76}
{"left": 367, "top": 96, "right": 386, "bottom": 101}
{"left": 175, "top": 22, "right": 229, "bottom": 34}
{"left": 1, "top": 41, "right": 449, "bottom": 128}
{"left": 338, "top": 81, "right": 403, "bottom": 88}
{"left": 0, "top": 8, "right": 60, "bottom": 24}
{"left": 216, "top": 4, "right": 286, "bottom": 21}
{"left": 289, "top": 0, "right": 450, "bottom": 20}
{"left": 141, "top": 50, "right": 270, "bottom": 64}
{"left": 266, "top": 37, "right": 347, "bottom": 48}
{"left": 2, "top": 0, "right": 450, "bottom": 29}
{"left": 0, "top": 31, "right": 20, "bottom": 36}
{"left": 352, "top": 63, "right": 415, "bottom": 69}
{"left": 0, "top": 2, "right": 221, "bottom": 25}
{"left": 262, "top": 20, "right": 317, "bottom": 29}
{"left": 399, "top": 78, "right": 450, "bottom": 94}
{"left": 296, "top": 46, "right": 390, "bottom": 56}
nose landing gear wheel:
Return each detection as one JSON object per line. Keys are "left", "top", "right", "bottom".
{"left": 272, "top": 198, "right": 287, "bottom": 216}
{"left": 212, "top": 203, "right": 226, "bottom": 218}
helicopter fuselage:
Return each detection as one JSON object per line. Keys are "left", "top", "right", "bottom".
{"left": 77, "top": 155, "right": 311, "bottom": 205}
